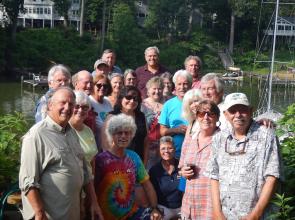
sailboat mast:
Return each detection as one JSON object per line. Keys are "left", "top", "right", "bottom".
{"left": 268, "top": 0, "right": 280, "bottom": 111}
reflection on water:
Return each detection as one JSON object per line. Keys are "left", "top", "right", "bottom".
{"left": 0, "top": 78, "right": 294, "bottom": 122}
{"left": 0, "top": 83, "right": 44, "bottom": 123}
{"left": 223, "top": 77, "right": 295, "bottom": 113}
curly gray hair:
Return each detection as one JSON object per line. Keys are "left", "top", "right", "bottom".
{"left": 105, "top": 114, "right": 137, "bottom": 144}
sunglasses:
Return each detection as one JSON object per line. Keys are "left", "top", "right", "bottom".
{"left": 96, "top": 83, "right": 108, "bottom": 89}
{"left": 124, "top": 95, "right": 139, "bottom": 102}
{"left": 74, "top": 105, "right": 89, "bottom": 111}
{"left": 197, "top": 111, "right": 216, "bottom": 118}
{"left": 225, "top": 136, "right": 248, "bottom": 156}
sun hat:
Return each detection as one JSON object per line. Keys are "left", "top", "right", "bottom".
{"left": 224, "top": 93, "right": 250, "bottom": 110}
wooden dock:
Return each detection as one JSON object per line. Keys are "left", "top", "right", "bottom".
{"left": 21, "top": 74, "right": 48, "bottom": 88}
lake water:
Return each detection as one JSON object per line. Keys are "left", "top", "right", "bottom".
{"left": 0, "top": 77, "right": 294, "bottom": 122}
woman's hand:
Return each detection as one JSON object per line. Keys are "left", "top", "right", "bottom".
{"left": 91, "top": 202, "right": 104, "bottom": 220}
{"left": 180, "top": 164, "right": 195, "bottom": 179}
{"left": 150, "top": 208, "right": 163, "bottom": 220}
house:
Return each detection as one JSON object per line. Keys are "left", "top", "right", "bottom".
{"left": 265, "top": 16, "right": 295, "bottom": 36}
{"left": 0, "top": 0, "right": 80, "bottom": 29}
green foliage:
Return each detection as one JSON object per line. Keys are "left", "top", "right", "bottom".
{"left": 276, "top": 104, "right": 295, "bottom": 216}
{"left": 0, "top": 0, "right": 24, "bottom": 23}
{"left": 270, "top": 194, "right": 295, "bottom": 220}
{"left": 13, "top": 28, "right": 100, "bottom": 73}
{"left": 108, "top": 3, "right": 148, "bottom": 69}
{"left": 0, "top": 112, "right": 28, "bottom": 188}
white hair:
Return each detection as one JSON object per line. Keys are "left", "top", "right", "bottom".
{"left": 105, "top": 114, "right": 137, "bottom": 144}
{"left": 182, "top": 89, "right": 202, "bottom": 123}
{"left": 73, "top": 91, "right": 91, "bottom": 108}
{"left": 172, "top": 69, "right": 192, "bottom": 85}
{"left": 48, "top": 64, "right": 71, "bottom": 82}
{"left": 144, "top": 46, "right": 160, "bottom": 55}
{"left": 201, "top": 73, "right": 224, "bottom": 93}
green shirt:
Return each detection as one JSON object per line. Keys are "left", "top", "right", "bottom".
{"left": 19, "top": 116, "right": 90, "bottom": 220}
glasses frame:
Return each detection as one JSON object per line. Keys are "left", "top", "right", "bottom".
{"left": 224, "top": 136, "right": 248, "bottom": 156}
{"left": 124, "top": 95, "right": 139, "bottom": 102}
{"left": 196, "top": 111, "right": 216, "bottom": 118}
{"left": 74, "top": 104, "right": 90, "bottom": 112}
{"left": 95, "top": 83, "right": 108, "bottom": 89}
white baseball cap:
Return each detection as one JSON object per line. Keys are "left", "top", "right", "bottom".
{"left": 224, "top": 93, "right": 250, "bottom": 110}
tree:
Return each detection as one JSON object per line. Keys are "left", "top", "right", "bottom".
{"left": 51, "top": 0, "right": 71, "bottom": 27}
{"left": 79, "top": 0, "right": 85, "bottom": 37}
{"left": 0, "top": 0, "right": 24, "bottom": 79}
{"left": 227, "top": 0, "right": 257, "bottom": 53}
{"left": 109, "top": 2, "right": 147, "bottom": 68}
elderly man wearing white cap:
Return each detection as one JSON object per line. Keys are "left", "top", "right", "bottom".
{"left": 206, "top": 93, "right": 281, "bottom": 220}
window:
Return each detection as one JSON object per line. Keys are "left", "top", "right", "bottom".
{"left": 37, "top": 8, "right": 40, "bottom": 14}
{"left": 48, "top": 8, "right": 51, "bottom": 14}
{"left": 44, "top": 8, "right": 47, "bottom": 14}
{"left": 138, "top": 1, "right": 142, "bottom": 6}
{"left": 285, "top": 26, "right": 291, "bottom": 30}
{"left": 33, "top": 8, "right": 36, "bottom": 14}
{"left": 29, "top": 8, "right": 32, "bottom": 14}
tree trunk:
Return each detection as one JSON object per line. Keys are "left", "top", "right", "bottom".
{"left": 79, "top": 0, "right": 85, "bottom": 37}
{"left": 229, "top": 11, "right": 235, "bottom": 54}
{"left": 100, "top": 0, "right": 106, "bottom": 54}
{"left": 64, "top": 14, "right": 69, "bottom": 27}
{"left": 185, "top": 2, "right": 193, "bottom": 38}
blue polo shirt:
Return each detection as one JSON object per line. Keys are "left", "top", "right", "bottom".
{"left": 159, "top": 96, "right": 188, "bottom": 158}
{"left": 149, "top": 159, "right": 183, "bottom": 209}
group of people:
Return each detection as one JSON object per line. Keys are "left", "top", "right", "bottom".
{"left": 19, "top": 46, "right": 282, "bottom": 220}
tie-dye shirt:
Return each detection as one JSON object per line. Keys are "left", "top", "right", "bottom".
{"left": 94, "top": 149, "right": 149, "bottom": 220}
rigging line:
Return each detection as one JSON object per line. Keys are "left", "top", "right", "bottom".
{"left": 254, "top": 10, "right": 275, "bottom": 62}
{"left": 256, "top": 0, "right": 264, "bottom": 53}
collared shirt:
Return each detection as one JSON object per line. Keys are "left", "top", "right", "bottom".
{"left": 149, "top": 159, "right": 182, "bottom": 209}
{"left": 206, "top": 121, "right": 281, "bottom": 220}
{"left": 35, "top": 89, "right": 52, "bottom": 123}
{"left": 135, "top": 64, "right": 169, "bottom": 98}
{"left": 159, "top": 96, "right": 187, "bottom": 158}
{"left": 192, "top": 78, "right": 201, "bottom": 89}
{"left": 19, "top": 116, "right": 90, "bottom": 220}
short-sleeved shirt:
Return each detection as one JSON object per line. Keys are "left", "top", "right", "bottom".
{"left": 94, "top": 150, "right": 149, "bottom": 219}
{"left": 159, "top": 96, "right": 188, "bottom": 158}
{"left": 72, "top": 124, "right": 98, "bottom": 177}
{"left": 149, "top": 159, "right": 182, "bottom": 209}
{"left": 135, "top": 64, "right": 169, "bottom": 98}
{"left": 206, "top": 121, "right": 281, "bottom": 219}
{"left": 19, "top": 116, "right": 90, "bottom": 220}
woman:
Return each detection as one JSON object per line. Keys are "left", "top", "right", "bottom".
{"left": 159, "top": 70, "right": 192, "bottom": 159}
{"left": 149, "top": 136, "right": 182, "bottom": 220}
{"left": 179, "top": 100, "right": 220, "bottom": 219}
{"left": 89, "top": 74, "right": 113, "bottom": 148}
{"left": 141, "top": 76, "right": 164, "bottom": 169}
{"left": 69, "top": 91, "right": 104, "bottom": 220}
{"left": 124, "top": 68, "right": 137, "bottom": 87}
{"left": 94, "top": 114, "right": 162, "bottom": 220}
{"left": 107, "top": 86, "right": 148, "bottom": 162}
{"left": 160, "top": 72, "right": 174, "bottom": 101}
{"left": 104, "top": 86, "right": 150, "bottom": 207}
{"left": 107, "top": 72, "right": 124, "bottom": 107}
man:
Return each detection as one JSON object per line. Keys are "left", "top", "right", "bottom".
{"left": 35, "top": 64, "right": 71, "bottom": 123}
{"left": 72, "top": 70, "right": 97, "bottom": 132}
{"left": 19, "top": 87, "right": 101, "bottom": 220}
{"left": 135, "top": 46, "right": 169, "bottom": 98}
{"left": 200, "top": 73, "right": 224, "bottom": 105}
{"left": 72, "top": 70, "right": 93, "bottom": 95}
{"left": 206, "top": 93, "right": 281, "bottom": 220}
{"left": 92, "top": 59, "right": 109, "bottom": 77}
{"left": 101, "top": 49, "right": 122, "bottom": 74}
{"left": 184, "top": 55, "right": 202, "bottom": 89}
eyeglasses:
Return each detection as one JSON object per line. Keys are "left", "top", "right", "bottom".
{"left": 115, "top": 130, "right": 131, "bottom": 136}
{"left": 96, "top": 83, "right": 108, "bottom": 89}
{"left": 196, "top": 111, "right": 216, "bottom": 118}
{"left": 225, "top": 136, "right": 248, "bottom": 156}
{"left": 124, "top": 95, "right": 139, "bottom": 102}
{"left": 74, "top": 105, "right": 89, "bottom": 111}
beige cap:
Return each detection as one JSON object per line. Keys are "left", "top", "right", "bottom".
{"left": 224, "top": 93, "right": 250, "bottom": 110}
